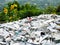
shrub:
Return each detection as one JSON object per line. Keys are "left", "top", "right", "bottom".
{"left": 0, "top": 1, "right": 60, "bottom": 23}
{"left": 44, "top": 6, "right": 56, "bottom": 14}
{"left": 56, "top": 5, "right": 60, "bottom": 15}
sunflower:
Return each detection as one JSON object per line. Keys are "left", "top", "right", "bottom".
{"left": 14, "top": 4, "right": 17, "bottom": 7}
{"left": 10, "top": 5, "right": 15, "bottom": 10}
{"left": 4, "top": 8, "right": 8, "bottom": 14}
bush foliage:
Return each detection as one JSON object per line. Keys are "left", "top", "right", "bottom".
{"left": 0, "top": 1, "right": 60, "bottom": 23}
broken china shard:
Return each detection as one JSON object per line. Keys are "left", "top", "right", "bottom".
{"left": 0, "top": 14, "right": 60, "bottom": 45}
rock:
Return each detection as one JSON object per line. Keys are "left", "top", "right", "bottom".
{"left": 13, "top": 43, "right": 20, "bottom": 45}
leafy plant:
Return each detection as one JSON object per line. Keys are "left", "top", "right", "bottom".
{"left": 44, "top": 6, "right": 56, "bottom": 14}
{"left": 56, "top": 5, "right": 60, "bottom": 15}
{"left": 0, "top": 1, "right": 60, "bottom": 23}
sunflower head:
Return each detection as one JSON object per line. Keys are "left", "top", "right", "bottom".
{"left": 4, "top": 8, "right": 8, "bottom": 14}
{"left": 10, "top": 5, "right": 15, "bottom": 10}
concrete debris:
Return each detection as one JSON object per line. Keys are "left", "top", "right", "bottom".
{"left": 0, "top": 14, "right": 60, "bottom": 45}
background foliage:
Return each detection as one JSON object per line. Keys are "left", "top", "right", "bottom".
{"left": 0, "top": 1, "right": 60, "bottom": 23}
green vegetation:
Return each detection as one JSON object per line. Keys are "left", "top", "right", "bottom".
{"left": 0, "top": 1, "right": 60, "bottom": 23}
{"left": 56, "top": 5, "right": 60, "bottom": 15}
{"left": 43, "top": 6, "right": 56, "bottom": 14}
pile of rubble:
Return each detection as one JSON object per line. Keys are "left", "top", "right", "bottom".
{"left": 0, "top": 14, "right": 60, "bottom": 45}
